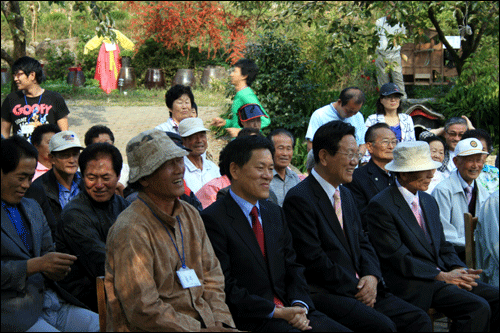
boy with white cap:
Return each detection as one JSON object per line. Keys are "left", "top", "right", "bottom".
{"left": 104, "top": 129, "right": 235, "bottom": 331}
{"left": 432, "top": 138, "right": 490, "bottom": 258}
{"left": 365, "top": 141, "right": 498, "bottom": 332}
{"left": 179, "top": 118, "right": 220, "bottom": 193}
{"left": 33, "top": 130, "right": 84, "bottom": 221}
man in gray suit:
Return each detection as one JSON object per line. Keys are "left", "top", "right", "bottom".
{"left": 1, "top": 135, "right": 99, "bottom": 332}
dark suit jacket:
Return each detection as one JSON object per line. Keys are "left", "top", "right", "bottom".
{"left": 344, "top": 159, "right": 394, "bottom": 229}
{"left": 201, "top": 193, "right": 314, "bottom": 325}
{"left": 1, "top": 197, "right": 86, "bottom": 331}
{"left": 364, "top": 184, "right": 465, "bottom": 307}
{"left": 283, "top": 175, "right": 383, "bottom": 298}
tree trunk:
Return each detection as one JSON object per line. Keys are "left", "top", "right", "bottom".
{"left": 1, "top": 1, "right": 27, "bottom": 91}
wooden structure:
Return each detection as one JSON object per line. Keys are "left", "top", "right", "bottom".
{"left": 464, "top": 212, "right": 479, "bottom": 270}
{"left": 401, "top": 29, "right": 459, "bottom": 85}
{"left": 96, "top": 276, "right": 107, "bottom": 332}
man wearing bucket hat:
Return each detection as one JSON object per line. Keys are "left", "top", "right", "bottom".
{"left": 179, "top": 118, "right": 221, "bottom": 194}
{"left": 33, "top": 130, "right": 84, "bottom": 221}
{"left": 365, "top": 141, "right": 499, "bottom": 332}
{"left": 104, "top": 129, "right": 236, "bottom": 332}
{"left": 432, "top": 138, "right": 490, "bottom": 259}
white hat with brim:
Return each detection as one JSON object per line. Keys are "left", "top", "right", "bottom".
{"left": 127, "top": 129, "right": 188, "bottom": 183}
{"left": 454, "top": 138, "right": 488, "bottom": 157}
{"left": 49, "top": 131, "right": 84, "bottom": 153}
{"left": 178, "top": 118, "right": 209, "bottom": 138}
{"left": 385, "top": 141, "right": 442, "bottom": 173}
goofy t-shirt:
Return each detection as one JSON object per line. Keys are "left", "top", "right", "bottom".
{"left": 1, "top": 90, "right": 70, "bottom": 142}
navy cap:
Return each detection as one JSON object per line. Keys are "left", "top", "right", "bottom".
{"left": 165, "top": 131, "right": 192, "bottom": 152}
{"left": 380, "top": 83, "right": 404, "bottom": 96}
{"left": 238, "top": 104, "right": 268, "bottom": 122}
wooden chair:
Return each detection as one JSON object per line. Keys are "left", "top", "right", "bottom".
{"left": 96, "top": 276, "right": 107, "bottom": 332}
{"left": 427, "top": 307, "right": 449, "bottom": 332}
{"left": 464, "top": 212, "right": 479, "bottom": 269}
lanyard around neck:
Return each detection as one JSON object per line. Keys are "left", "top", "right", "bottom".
{"left": 24, "top": 93, "right": 43, "bottom": 122}
{"left": 138, "top": 197, "right": 186, "bottom": 268}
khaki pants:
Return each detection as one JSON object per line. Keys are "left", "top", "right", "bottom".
{"left": 375, "top": 52, "right": 407, "bottom": 99}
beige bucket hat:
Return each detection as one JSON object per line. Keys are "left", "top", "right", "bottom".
{"left": 385, "top": 141, "right": 442, "bottom": 173}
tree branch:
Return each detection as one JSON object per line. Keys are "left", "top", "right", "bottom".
{"left": 1, "top": 48, "right": 14, "bottom": 66}
{"left": 428, "top": 4, "right": 461, "bottom": 73}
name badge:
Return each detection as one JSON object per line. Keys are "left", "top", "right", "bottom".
{"left": 20, "top": 124, "right": 35, "bottom": 135}
{"left": 177, "top": 267, "right": 201, "bottom": 289}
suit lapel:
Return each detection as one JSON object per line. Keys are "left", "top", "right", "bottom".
{"left": 225, "top": 195, "right": 269, "bottom": 273}
{"left": 367, "top": 160, "right": 388, "bottom": 193}
{"left": 19, "top": 199, "right": 42, "bottom": 257}
{"left": 418, "top": 194, "right": 441, "bottom": 258}
{"left": 261, "top": 201, "right": 281, "bottom": 285}
{"left": 390, "top": 186, "right": 436, "bottom": 258}
{"left": 309, "top": 176, "right": 351, "bottom": 252}
{"left": 1, "top": 203, "right": 31, "bottom": 257}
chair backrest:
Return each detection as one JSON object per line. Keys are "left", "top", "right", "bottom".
{"left": 96, "top": 276, "right": 106, "bottom": 332}
{"left": 464, "top": 212, "right": 478, "bottom": 269}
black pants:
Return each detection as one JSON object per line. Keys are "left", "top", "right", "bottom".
{"left": 236, "top": 309, "right": 352, "bottom": 332}
{"left": 430, "top": 280, "right": 499, "bottom": 332}
{"left": 311, "top": 291, "right": 432, "bottom": 332}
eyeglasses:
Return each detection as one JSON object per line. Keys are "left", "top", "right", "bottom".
{"left": 372, "top": 139, "right": 399, "bottom": 147}
{"left": 337, "top": 151, "right": 364, "bottom": 162}
{"left": 445, "top": 131, "right": 465, "bottom": 138}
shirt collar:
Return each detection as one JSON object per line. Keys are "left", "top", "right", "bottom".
{"left": 311, "top": 168, "right": 340, "bottom": 202}
{"left": 330, "top": 103, "right": 345, "bottom": 120}
{"left": 456, "top": 169, "right": 474, "bottom": 190}
{"left": 395, "top": 178, "right": 419, "bottom": 207}
{"left": 229, "top": 188, "right": 261, "bottom": 219}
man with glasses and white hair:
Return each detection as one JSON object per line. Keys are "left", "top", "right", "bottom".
{"left": 365, "top": 141, "right": 498, "bottom": 332}
{"left": 284, "top": 121, "right": 431, "bottom": 331}
{"left": 421, "top": 116, "right": 474, "bottom": 178}
{"left": 345, "top": 122, "right": 397, "bottom": 230}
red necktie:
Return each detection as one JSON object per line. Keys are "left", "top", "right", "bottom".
{"left": 249, "top": 206, "right": 284, "bottom": 308}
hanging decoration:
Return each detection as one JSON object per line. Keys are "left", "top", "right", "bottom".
{"left": 84, "top": 29, "right": 135, "bottom": 94}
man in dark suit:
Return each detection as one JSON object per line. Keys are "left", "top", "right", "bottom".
{"left": 344, "top": 123, "right": 396, "bottom": 229}
{"left": 284, "top": 121, "right": 431, "bottom": 331}
{"left": 201, "top": 135, "right": 349, "bottom": 332}
{"left": 365, "top": 141, "right": 499, "bottom": 332}
{"left": 1, "top": 136, "right": 99, "bottom": 332}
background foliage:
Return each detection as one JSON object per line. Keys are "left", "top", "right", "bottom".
{"left": 2, "top": 1, "right": 498, "bottom": 152}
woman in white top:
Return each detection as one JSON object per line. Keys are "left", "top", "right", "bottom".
{"left": 362, "top": 83, "right": 415, "bottom": 163}
{"left": 155, "top": 84, "right": 195, "bottom": 134}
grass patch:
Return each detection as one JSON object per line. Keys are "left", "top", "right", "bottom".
{"left": 2, "top": 79, "right": 229, "bottom": 107}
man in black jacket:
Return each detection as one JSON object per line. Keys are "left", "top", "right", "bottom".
{"left": 344, "top": 122, "right": 396, "bottom": 230}
{"left": 32, "top": 130, "right": 84, "bottom": 221}
{"left": 56, "top": 143, "right": 129, "bottom": 311}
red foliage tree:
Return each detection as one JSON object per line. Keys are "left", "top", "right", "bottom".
{"left": 124, "top": 1, "right": 250, "bottom": 64}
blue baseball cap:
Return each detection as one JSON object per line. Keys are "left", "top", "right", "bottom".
{"left": 238, "top": 104, "right": 268, "bottom": 122}
{"left": 380, "top": 83, "right": 404, "bottom": 96}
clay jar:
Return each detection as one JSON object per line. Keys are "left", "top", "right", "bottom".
{"left": 145, "top": 68, "right": 166, "bottom": 90}
{"left": 171, "top": 69, "right": 195, "bottom": 87}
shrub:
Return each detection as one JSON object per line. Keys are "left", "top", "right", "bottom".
{"left": 245, "top": 33, "right": 320, "bottom": 141}
{"left": 44, "top": 47, "right": 75, "bottom": 81}
{"left": 437, "top": 39, "right": 499, "bottom": 147}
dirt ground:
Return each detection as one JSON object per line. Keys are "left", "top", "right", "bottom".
{"left": 66, "top": 103, "right": 230, "bottom": 164}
